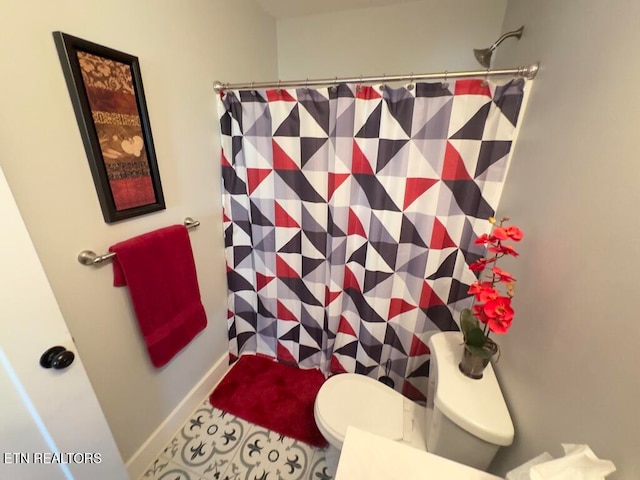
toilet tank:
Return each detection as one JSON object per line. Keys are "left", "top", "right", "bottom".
{"left": 425, "top": 332, "right": 514, "bottom": 471}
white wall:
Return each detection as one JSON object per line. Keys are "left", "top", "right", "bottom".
{"left": 276, "top": 0, "right": 507, "bottom": 79}
{"left": 0, "top": 0, "right": 277, "bottom": 462}
{"left": 489, "top": 1, "right": 640, "bottom": 478}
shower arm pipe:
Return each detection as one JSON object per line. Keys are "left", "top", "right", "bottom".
{"left": 213, "top": 63, "right": 539, "bottom": 93}
{"left": 487, "top": 27, "right": 525, "bottom": 55}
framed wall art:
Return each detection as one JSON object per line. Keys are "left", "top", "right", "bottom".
{"left": 53, "top": 32, "right": 165, "bottom": 223}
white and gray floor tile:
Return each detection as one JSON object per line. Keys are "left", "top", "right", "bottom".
{"left": 141, "top": 399, "right": 334, "bottom": 480}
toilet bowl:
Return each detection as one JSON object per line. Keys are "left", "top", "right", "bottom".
{"left": 314, "top": 371, "right": 427, "bottom": 449}
{"left": 313, "top": 331, "right": 514, "bottom": 471}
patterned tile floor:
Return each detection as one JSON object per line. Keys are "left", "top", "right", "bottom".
{"left": 141, "top": 398, "right": 334, "bottom": 480}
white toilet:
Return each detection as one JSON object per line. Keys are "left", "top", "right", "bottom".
{"left": 314, "top": 331, "right": 514, "bottom": 472}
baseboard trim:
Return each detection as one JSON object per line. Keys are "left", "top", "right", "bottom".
{"left": 125, "top": 354, "right": 230, "bottom": 479}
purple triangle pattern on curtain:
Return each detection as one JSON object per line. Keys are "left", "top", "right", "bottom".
{"left": 217, "top": 79, "right": 525, "bottom": 400}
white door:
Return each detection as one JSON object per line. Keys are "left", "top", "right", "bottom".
{"left": 0, "top": 165, "right": 129, "bottom": 480}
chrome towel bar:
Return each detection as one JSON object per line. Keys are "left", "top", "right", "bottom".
{"left": 77, "top": 217, "right": 200, "bottom": 266}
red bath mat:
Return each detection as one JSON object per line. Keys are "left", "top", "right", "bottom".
{"left": 209, "top": 355, "right": 328, "bottom": 447}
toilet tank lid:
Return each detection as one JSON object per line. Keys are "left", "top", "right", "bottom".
{"left": 429, "top": 332, "right": 514, "bottom": 446}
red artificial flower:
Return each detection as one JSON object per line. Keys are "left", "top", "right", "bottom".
{"left": 487, "top": 314, "right": 513, "bottom": 334}
{"left": 482, "top": 297, "right": 514, "bottom": 334}
{"left": 479, "top": 287, "right": 499, "bottom": 303}
{"left": 469, "top": 258, "right": 488, "bottom": 271}
{"left": 467, "top": 282, "right": 483, "bottom": 295}
{"left": 474, "top": 233, "right": 496, "bottom": 245}
{"left": 505, "top": 226, "right": 524, "bottom": 241}
{"left": 468, "top": 281, "right": 493, "bottom": 293}
{"left": 464, "top": 219, "right": 522, "bottom": 340}
{"left": 483, "top": 297, "right": 514, "bottom": 319}
{"left": 472, "top": 304, "right": 489, "bottom": 324}
{"left": 489, "top": 244, "right": 519, "bottom": 257}
{"left": 492, "top": 227, "right": 509, "bottom": 240}
{"left": 492, "top": 267, "right": 516, "bottom": 283}
{"left": 468, "top": 282, "right": 499, "bottom": 302}
{"left": 491, "top": 225, "right": 524, "bottom": 242}
{"left": 469, "top": 257, "right": 496, "bottom": 271}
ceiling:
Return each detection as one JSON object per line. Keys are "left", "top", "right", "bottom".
{"left": 254, "top": 0, "right": 419, "bottom": 19}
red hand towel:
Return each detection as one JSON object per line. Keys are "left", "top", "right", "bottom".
{"left": 109, "top": 225, "right": 207, "bottom": 368}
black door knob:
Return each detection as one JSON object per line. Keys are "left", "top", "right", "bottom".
{"left": 40, "top": 346, "right": 75, "bottom": 370}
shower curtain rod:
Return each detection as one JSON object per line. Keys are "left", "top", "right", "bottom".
{"left": 213, "top": 63, "right": 538, "bottom": 93}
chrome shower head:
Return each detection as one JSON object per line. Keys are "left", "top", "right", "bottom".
{"left": 473, "top": 48, "right": 494, "bottom": 68}
{"left": 473, "top": 26, "right": 524, "bottom": 68}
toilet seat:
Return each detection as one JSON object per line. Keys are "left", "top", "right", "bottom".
{"left": 314, "top": 373, "right": 404, "bottom": 448}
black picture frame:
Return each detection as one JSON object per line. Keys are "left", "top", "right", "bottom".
{"left": 53, "top": 31, "right": 165, "bottom": 223}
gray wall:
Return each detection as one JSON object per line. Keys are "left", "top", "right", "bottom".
{"left": 0, "top": 0, "right": 277, "bottom": 462}
{"left": 278, "top": 0, "right": 640, "bottom": 476}
{"left": 4, "top": 0, "right": 637, "bottom": 475}
{"left": 277, "top": 0, "right": 507, "bottom": 79}
{"left": 490, "top": 1, "right": 640, "bottom": 478}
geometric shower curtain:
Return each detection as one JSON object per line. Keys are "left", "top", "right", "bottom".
{"left": 218, "top": 79, "right": 525, "bottom": 400}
